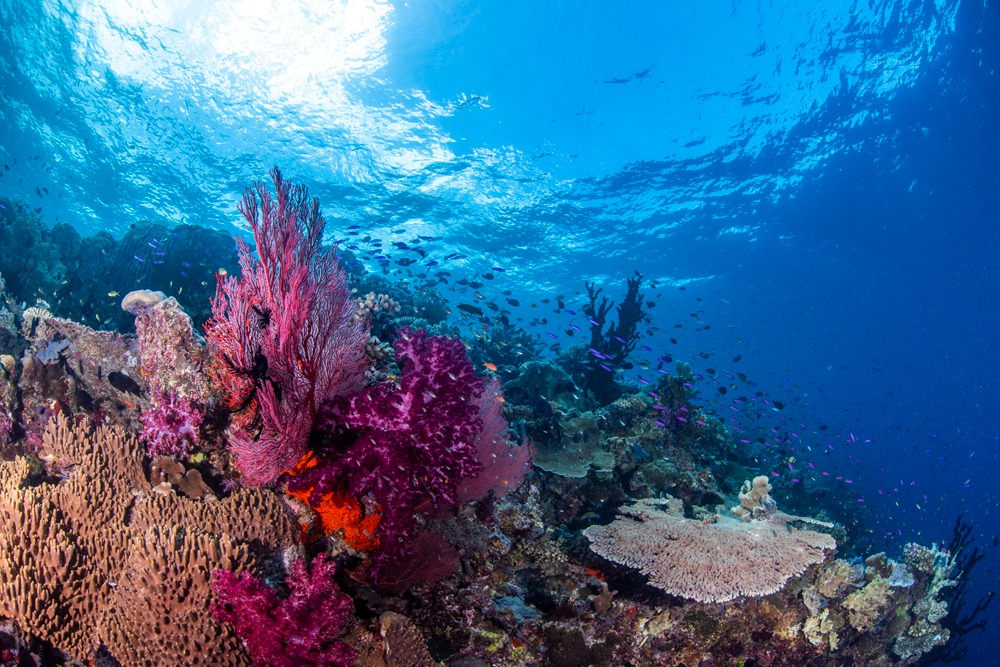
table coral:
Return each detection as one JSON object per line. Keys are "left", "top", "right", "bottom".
{"left": 585, "top": 496, "right": 836, "bottom": 603}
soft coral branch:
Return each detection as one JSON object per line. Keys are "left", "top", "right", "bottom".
{"left": 287, "top": 327, "right": 484, "bottom": 582}
{"left": 212, "top": 555, "right": 356, "bottom": 667}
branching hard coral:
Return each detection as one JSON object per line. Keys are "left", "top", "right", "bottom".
{"left": 212, "top": 554, "right": 356, "bottom": 667}
{"left": 204, "top": 167, "right": 370, "bottom": 486}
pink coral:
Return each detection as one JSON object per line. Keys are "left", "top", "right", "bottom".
{"left": 457, "top": 378, "right": 532, "bottom": 504}
{"left": 287, "top": 327, "right": 484, "bottom": 582}
{"left": 125, "top": 295, "right": 212, "bottom": 456}
{"left": 211, "top": 554, "right": 356, "bottom": 667}
{"left": 205, "top": 168, "right": 370, "bottom": 486}
{"left": 140, "top": 390, "right": 203, "bottom": 457}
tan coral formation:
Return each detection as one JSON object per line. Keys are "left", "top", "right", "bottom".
{"left": 731, "top": 474, "right": 773, "bottom": 520}
{"left": 585, "top": 496, "right": 836, "bottom": 603}
{"left": 379, "top": 611, "right": 435, "bottom": 667}
{"left": 0, "top": 414, "right": 298, "bottom": 664}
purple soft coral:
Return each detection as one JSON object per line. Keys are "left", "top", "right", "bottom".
{"left": 140, "top": 389, "right": 203, "bottom": 457}
{"left": 288, "top": 327, "right": 484, "bottom": 582}
{"left": 211, "top": 555, "right": 356, "bottom": 667}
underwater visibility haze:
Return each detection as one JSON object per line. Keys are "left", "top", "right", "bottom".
{"left": 0, "top": 0, "right": 998, "bottom": 665}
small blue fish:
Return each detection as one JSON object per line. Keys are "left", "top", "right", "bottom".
{"left": 134, "top": 255, "right": 145, "bottom": 263}
{"left": 631, "top": 442, "right": 650, "bottom": 460}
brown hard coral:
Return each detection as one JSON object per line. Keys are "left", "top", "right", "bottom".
{"left": 380, "top": 611, "right": 434, "bottom": 667}
{"left": 0, "top": 414, "right": 299, "bottom": 664}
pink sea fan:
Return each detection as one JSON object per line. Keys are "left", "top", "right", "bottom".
{"left": 205, "top": 168, "right": 370, "bottom": 485}
{"left": 457, "top": 377, "right": 532, "bottom": 504}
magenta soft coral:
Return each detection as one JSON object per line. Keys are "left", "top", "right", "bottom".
{"left": 140, "top": 390, "right": 203, "bottom": 457}
{"left": 287, "top": 327, "right": 484, "bottom": 582}
{"left": 211, "top": 555, "right": 356, "bottom": 667}
{"left": 205, "top": 168, "right": 370, "bottom": 486}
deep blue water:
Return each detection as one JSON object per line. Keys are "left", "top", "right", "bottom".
{"left": 2, "top": 0, "right": 998, "bottom": 663}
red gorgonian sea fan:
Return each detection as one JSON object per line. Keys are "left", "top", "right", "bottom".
{"left": 204, "top": 167, "right": 370, "bottom": 486}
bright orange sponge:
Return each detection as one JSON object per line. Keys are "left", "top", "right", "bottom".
{"left": 286, "top": 452, "right": 381, "bottom": 551}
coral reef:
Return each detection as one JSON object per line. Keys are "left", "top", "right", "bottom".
{"left": 0, "top": 182, "right": 985, "bottom": 667}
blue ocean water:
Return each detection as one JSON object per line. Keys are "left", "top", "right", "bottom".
{"left": 1, "top": 0, "right": 997, "bottom": 663}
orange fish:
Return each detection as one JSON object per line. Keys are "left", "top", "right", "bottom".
{"left": 483, "top": 362, "right": 498, "bottom": 371}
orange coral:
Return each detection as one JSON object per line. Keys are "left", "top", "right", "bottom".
{"left": 286, "top": 452, "right": 381, "bottom": 551}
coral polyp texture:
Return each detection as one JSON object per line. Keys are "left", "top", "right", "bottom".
{"left": 584, "top": 496, "right": 836, "bottom": 603}
{"left": 0, "top": 414, "right": 297, "bottom": 665}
